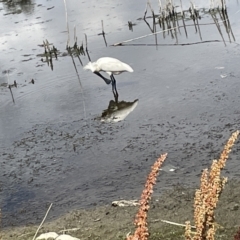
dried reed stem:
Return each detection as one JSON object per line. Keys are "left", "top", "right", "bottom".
{"left": 63, "top": 0, "right": 70, "bottom": 47}
{"left": 7, "top": 71, "right": 15, "bottom": 104}
{"left": 127, "top": 153, "right": 167, "bottom": 240}
{"left": 32, "top": 203, "right": 53, "bottom": 240}
{"left": 161, "top": 219, "right": 195, "bottom": 228}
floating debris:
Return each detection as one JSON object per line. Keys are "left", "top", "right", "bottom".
{"left": 128, "top": 21, "right": 134, "bottom": 31}
{"left": 220, "top": 74, "right": 227, "bottom": 78}
{"left": 112, "top": 200, "right": 140, "bottom": 207}
{"left": 36, "top": 232, "right": 80, "bottom": 240}
{"left": 36, "top": 232, "right": 58, "bottom": 240}
{"left": 160, "top": 164, "right": 178, "bottom": 172}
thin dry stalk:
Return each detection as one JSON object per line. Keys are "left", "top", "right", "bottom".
{"left": 112, "top": 24, "right": 181, "bottom": 46}
{"left": 67, "top": 46, "right": 87, "bottom": 123}
{"left": 32, "top": 203, "right": 53, "bottom": 240}
{"left": 161, "top": 219, "right": 195, "bottom": 228}
{"left": 63, "top": 0, "right": 70, "bottom": 47}
{"left": 158, "top": 0, "right": 162, "bottom": 12}
{"left": 101, "top": 20, "right": 107, "bottom": 46}
{"left": 7, "top": 71, "right": 15, "bottom": 104}
{"left": 190, "top": 2, "right": 198, "bottom": 33}
{"left": 210, "top": 11, "right": 226, "bottom": 46}
{"left": 74, "top": 25, "right": 77, "bottom": 43}
{"left": 126, "top": 153, "right": 167, "bottom": 240}
{"left": 143, "top": 2, "right": 148, "bottom": 19}
{"left": 85, "top": 34, "right": 91, "bottom": 61}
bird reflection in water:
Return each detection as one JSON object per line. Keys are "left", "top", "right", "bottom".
{"left": 84, "top": 57, "right": 138, "bottom": 122}
{"left": 100, "top": 98, "right": 139, "bottom": 123}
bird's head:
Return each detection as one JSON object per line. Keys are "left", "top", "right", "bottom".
{"left": 83, "top": 62, "right": 97, "bottom": 73}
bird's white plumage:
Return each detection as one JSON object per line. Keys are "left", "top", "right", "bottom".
{"left": 83, "top": 57, "right": 133, "bottom": 76}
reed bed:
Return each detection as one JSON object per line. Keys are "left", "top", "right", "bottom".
{"left": 113, "top": 0, "right": 235, "bottom": 47}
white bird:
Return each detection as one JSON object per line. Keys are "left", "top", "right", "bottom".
{"left": 83, "top": 57, "right": 134, "bottom": 100}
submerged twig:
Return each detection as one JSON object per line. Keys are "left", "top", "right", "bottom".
{"left": 180, "top": 0, "right": 188, "bottom": 38}
{"left": 67, "top": 47, "right": 83, "bottom": 90}
{"left": 171, "top": 7, "right": 179, "bottom": 44}
{"left": 8, "top": 86, "right": 15, "bottom": 104}
{"left": 67, "top": 46, "right": 87, "bottom": 123}
{"left": 143, "top": 2, "right": 148, "bottom": 19}
{"left": 101, "top": 20, "right": 107, "bottom": 46}
{"left": 210, "top": 10, "right": 226, "bottom": 46}
{"left": 195, "top": 13, "right": 202, "bottom": 41}
{"left": 220, "top": 7, "right": 235, "bottom": 42}
{"left": 189, "top": 2, "right": 198, "bottom": 33}
{"left": 128, "top": 21, "right": 134, "bottom": 31}
{"left": 7, "top": 71, "right": 15, "bottom": 104}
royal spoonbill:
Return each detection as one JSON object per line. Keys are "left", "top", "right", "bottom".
{"left": 83, "top": 57, "right": 134, "bottom": 99}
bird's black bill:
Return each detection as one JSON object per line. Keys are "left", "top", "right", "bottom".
{"left": 94, "top": 72, "right": 112, "bottom": 85}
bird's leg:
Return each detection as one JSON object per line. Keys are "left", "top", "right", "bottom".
{"left": 113, "top": 86, "right": 118, "bottom": 103}
{"left": 94, "top": 72, "right": 112, "bottom": 85}
{"left": 111, "top": 76, "right": 115, "bottom": 93}
{"left": 111, "top": 75, "right": 119, "bottom": 103}
{"left": 113, "top": 92, "right": 118, "bottom": 103}
{"left": 112, "top": 75, "right": 118, "bottom": 97}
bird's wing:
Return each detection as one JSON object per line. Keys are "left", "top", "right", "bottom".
{"left": 97, "top": 57, "right": 133, "bottom": 72}
{"left": 99, "top": 61, "right": 133, "bottom": 73}
{"left": 100, "top": 62, "right": 125, "bottom": 72}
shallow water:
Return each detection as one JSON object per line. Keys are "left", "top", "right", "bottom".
{"left": 1, "top": 0, "right": 240, "bottom": 227}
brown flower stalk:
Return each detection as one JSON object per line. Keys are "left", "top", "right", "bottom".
{"left": 185, "top": 221, "right": 192, "bottom": 240}
{"left": 127, "top": 153, "right": 167, "bottom": 240}
{"left": 187, "top": 130, "right": 239, "bottom": 240}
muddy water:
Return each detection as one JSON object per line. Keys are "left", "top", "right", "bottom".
{"left": 1, "top": 0, "right": 240, "bottom": 227}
